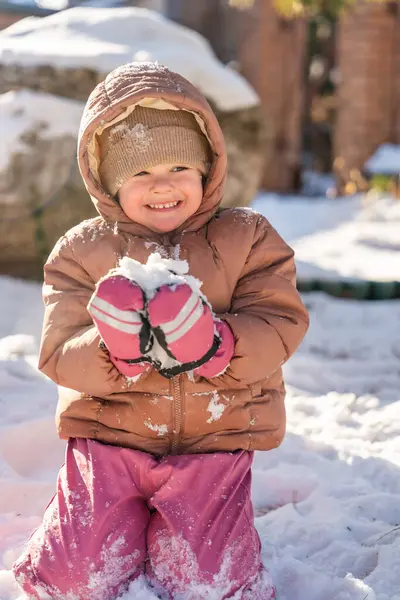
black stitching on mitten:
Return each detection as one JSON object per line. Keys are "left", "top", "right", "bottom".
{"left": 139, "top": 315, "right": 153, "bottom": 354}
{"left": 158, "top": 334, "right": 221, "bottom": 379}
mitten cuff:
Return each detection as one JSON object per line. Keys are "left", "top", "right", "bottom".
{"left": 99, "top": 340, "right": 153, "bottom": 379}
{"left": 110, "top": 354, "right": 151, "bottom": 379}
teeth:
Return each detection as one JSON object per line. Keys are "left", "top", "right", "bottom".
{"left": 148, "top": 201, "right": 179, "bottom": 210}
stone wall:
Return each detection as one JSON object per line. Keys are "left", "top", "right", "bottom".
{"left": 0, "top": 129, "right": 95, "bottom": 279}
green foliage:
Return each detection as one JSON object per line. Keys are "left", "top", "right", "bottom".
{"left": 370, "top": 175, "right": 400, "bottom": 195}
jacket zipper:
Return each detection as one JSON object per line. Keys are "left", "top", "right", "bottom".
{"left": 171, "top": 374, "right": 182, "bottom": 454}
{"left": 163, "top": 234, "right": 184, "bottom": 455}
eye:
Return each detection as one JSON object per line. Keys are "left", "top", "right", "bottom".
{"left": 171, "top": 166, "right": 188, "bottom": 173}
{"left": 134, "top": 170, "right": 150, "bottom": 177}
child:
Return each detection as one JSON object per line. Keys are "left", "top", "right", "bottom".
{"left": 13, "top": 62, "right": 309, "bottom": 600}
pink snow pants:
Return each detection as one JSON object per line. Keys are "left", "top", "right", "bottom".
{"left": 13, "top": 439, "right": 276, "bottom": 600}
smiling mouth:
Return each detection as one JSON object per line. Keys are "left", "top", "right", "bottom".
{"left": 147, "top": 201, "right": 182, "bottom": 210}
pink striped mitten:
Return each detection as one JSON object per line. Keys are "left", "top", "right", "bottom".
{"left": 147, "top": 283, "right": 221, "bottom": 377}
{"left": 194, "top": 320, "right": 235, "bottom": 378}
{"left": 88, "top": 274, "right": 153, "bottom": 378}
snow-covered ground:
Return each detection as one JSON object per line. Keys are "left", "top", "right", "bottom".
{"left": 253, "top": 192, "right": 400, "bottom": 283}
{"left": 0, "top": 193, "right": 399, "bottom": 600}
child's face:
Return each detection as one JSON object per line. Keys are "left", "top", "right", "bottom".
{"left": 118, "top": 163, "right": 204, "bottom": 233}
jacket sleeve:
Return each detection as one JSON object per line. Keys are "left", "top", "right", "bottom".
{"left": 38, "top": 238, "right": 149, "bottom": 396}
{"left": 202, "top": 217, "right": 309, "bottom": 388}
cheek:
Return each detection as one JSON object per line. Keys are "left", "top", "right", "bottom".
{"left": 119, "top": 185, "right": 143, "bottom": 212}
{"left": 183, "top": 179, "right": 203, "bottom": 207}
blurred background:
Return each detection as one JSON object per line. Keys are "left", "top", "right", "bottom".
{"left": 0, "top": 4, "right": 400, "bottom": 599}
{"left": 0, "top": 0, "right": 399, "bottom": 292}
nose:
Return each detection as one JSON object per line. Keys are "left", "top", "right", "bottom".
{"left": 150, "top": 174, "right": 173, "bottom": 193}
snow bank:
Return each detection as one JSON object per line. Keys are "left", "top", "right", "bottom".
{"left": 364, "top": 144, "right": 400, "bottom": 175}
{"left": 0, "top": 89, "right": 83, "bottom": 171}
{"left": 253, "top": 193, "right": 400, "bottom": 282}
{"left": 0, "top": 7, "right": 259, "bottom": 111}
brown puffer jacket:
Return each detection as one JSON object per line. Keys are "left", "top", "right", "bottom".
{"left": 39, "top": 62, "right": 309, "bottom": 456}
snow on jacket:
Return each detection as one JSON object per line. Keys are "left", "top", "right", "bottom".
{"left": 38, "top": 62, "right": 309, "bottom": 455}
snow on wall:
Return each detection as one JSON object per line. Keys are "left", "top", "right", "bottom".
{"left": 0, "top": 89, "right": 84, "bottom": 171}
{"left": 0, "top": 7, "right": 259, "bottom": 111}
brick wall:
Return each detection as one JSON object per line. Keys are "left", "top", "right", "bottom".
{"left": 334, "top": 1, "right": 400, "bottom": 182}
{"left": 238, "top": 0, "right": 306, "bottom": 191}
{"left": 395, "top": 5, "right": 400, "bottom": 144}
{"left": 167, "top": 0, "right": 238, "bottom": 63}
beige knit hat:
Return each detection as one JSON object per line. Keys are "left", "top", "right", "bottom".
{"left": 98, "top": 106, "right": 211, "bottom": 196}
